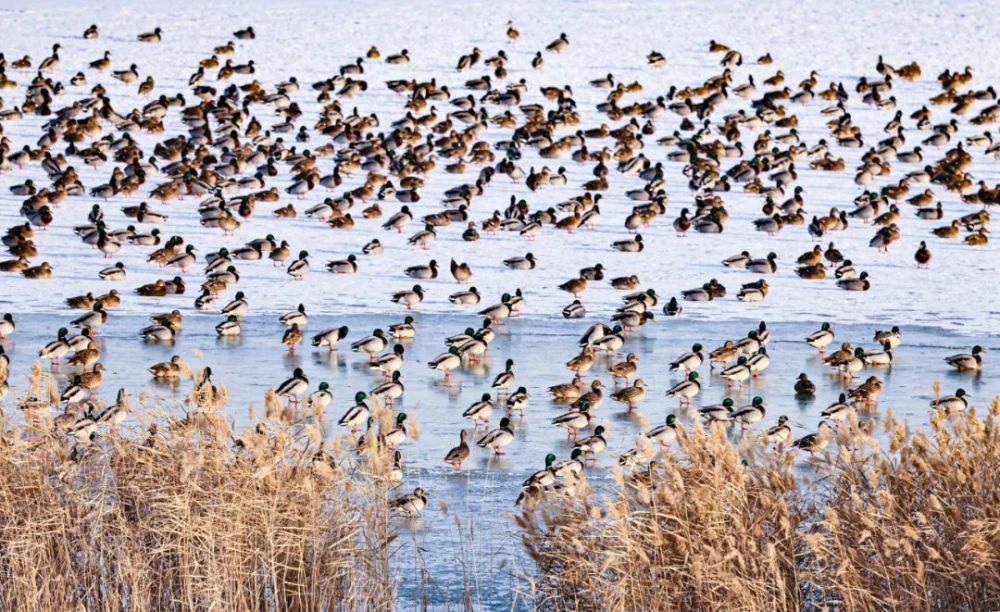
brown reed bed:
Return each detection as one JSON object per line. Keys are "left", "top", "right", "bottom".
{"left": 0, "top": 364, "right": 397, "bottom": 611}
{"left": 518, "top": 391, "right": 1000, "bottom": 611}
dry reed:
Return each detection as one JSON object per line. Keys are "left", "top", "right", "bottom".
{"left": 519, "top": 392, "right": 1000, "bottom": 611}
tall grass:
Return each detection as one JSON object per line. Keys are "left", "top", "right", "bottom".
{"left": 0, "top": 365, "right": 395, "bottom": 611}
{"left": 519, "top": 392, "right": 1000, "bottom": 611}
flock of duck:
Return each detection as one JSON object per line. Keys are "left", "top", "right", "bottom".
{"left": 0, "top": 20, "right": 994, "bottom": 515}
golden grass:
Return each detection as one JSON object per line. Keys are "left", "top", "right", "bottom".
{"left": 0, "top": 365, "right": 396, "bottom": 611}
{"left": 518, "top": 393, "right": 1000, "bottom": 611}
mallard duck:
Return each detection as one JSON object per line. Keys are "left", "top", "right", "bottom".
{"left": 369, "top": 344, "right": 405, "bottom": 379}
{"left": 287, "top": 251, "right": 310, "bottom": 279}
{"left": 142, "top": 320, "right": 177, "bottom": 342}
{"left": 387, "top": 316, "right": 416, "bottom": 340}
{"left": 558, "top": 275, "right": 588, "bottom": 297}
{"left": 792, "top": 421, "right": 833, "bottom": 454}
{"left": 477, "top": 417, "right": 514, "bottom": 455}
{"left": 700, "top": 398, "right": 734, "bottom": 423}
{"left": 327, "top": 254, "right": 359, "bottom": 274}
{"left": 22, "top": 262, "right": 53, "bottom": 279}
{"left": 806, "top": 322, "right": 834, "bottom": 352}
{"left": 930, "top": 388, "right": 971, "bottom": 412}
{"left": 491, "top": 359, "right": 515, "bottom": 395}
{"left": 391, "top": 285, "right": 424, "bottom": 310}
{"left": 761, "top": 416, "right": 792, "bottom": 445}
{"left": 444, "top": 430, "right": 471, "bottom": 470}
{"left": 837, "top": 271, "right": 870, "bottom": 291}
{"left": 666, "top": 372, "right": 700, "bottom": 405}
{"left": 215, "top": 315, "right": 241, "bottom": 337}
{"left": 71, "top": 303, "right": 108, "bottom": 331}
{"left": 731, "top": 396, "right": 766, "bottom": 429}
{"left": 429, "top": 347, "right": 462, "bottom": 380}
{"left": 681, "top": 284, "right": 714, "bottom": 302}
{"left": 821, "top": 394, "right": 854, "bottom": 421}
{"left": 381, "top": 412, "right": 409, "bottom": 450}
{"left": 863, "top": 342, "right": 894, "bottom": 366}
{"left": 97, "top": 389, "right": 131, "bottom": 429}
{"left": 738, "top": 279, "right": 769, "bottom": 302}
{"left": 371, "top": 371, "right": 404, "bottom": 405}
{"left": 874, "top": 326, "right": 902, "bottom": 349}
{"left": 611, "top": 378, "right": 646, "bottom": 411}
{"left": 720, "top": 356, "right": 752, "bottom": 387}
{"left": 552, "top": 403, "right": 592, "bottom": 438}
{"left": 709, "top": 340, "right": 737, "bottom": 369}
{"left": 669, "top": 343, "right": 703, "bottom": 373}
{"left": 662, "top": 297, "right": 682, "bottom": 316}
{"left": 591, "top": 325, "right": 625, "bottom": 353}
{"left": 945, "top": 345, "right": 985, "bottom": 371}
{"left": 149, "top": 355, "right": 188, "bottom": 380}
{"left": 794, "top": 373, "right": 816, "bottom": 397}
{"left": 339, "top": 392, "right": 370, "bottom": 432}
{"left": 462, "top": 392, "right": 494, "bottom": 426}
{"left": 562, "top": 299, "right": 586, "bottom": 318}
{"left": 573, "top": 425, "right": 607, "bottom": 459}
{"left": 276, "top": 368, "right": 309, "bottom": 404}
{"left": 505, "top": 386, "right": 529, "bottom": 415}
{"left": 280, "top": 303, "right": 308, "bottom": 327}
{"left": 351, "top": 329, "right": 389, "bottom": 359}
{"left": 282, "top": 324, "right": 303, "bottom": 353}
{"left": 549, "top": 378, "right": 584, "bottom": 401}
{"left": 747, "top": 252, "right": 778, "bottom": 274}
{"left": 311, "top": 326, "right": 349, "bottom": 351}
{"left": 646, "top": 414, "right": 678, "bottom": 446}
{"left": 390, "top": 487, "right": 427, "bottom": 517}
{"left": 98, "top": 262, "right": 126, "bottom": 281}
{"left": 0, "top": 313, "right": 14, "bottom": 339}
{"left": 914, "top": 241, "right": 932, "bottom": 268}
{"left": 833, "top": 348, "right": 866, "bottom": 379}
{"left": 566, "top": 347, "right": 595, "bottom": 377}
{"left": 609, "top": 353, "right": 638, "bottom": 380}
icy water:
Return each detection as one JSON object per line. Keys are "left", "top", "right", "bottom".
{"left": 1, "top": 312, "right": 996, "bottom": 607}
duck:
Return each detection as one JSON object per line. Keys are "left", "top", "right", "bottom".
{"left": 326, "top": 254, "right": 359, "bottom": 274}
{"left": 665, "top": 372, "right": 701, "bottom": 405}
{"left": 720, "top": 357, "right": 752, "bottom": 388}
{"left": 662, "top": 297, "right": 682, "bottom": 316}
{"left": 142, "top": 320, "right": 177, "bottom": 342}
{"left": 428, "top": 347, "right": 462, "bottom": 380}
{"left": 792, "top": 422, "right": 834, "bottom": 453}
{"left": 558, "top": 276, "right": 588, "bottom": 297}
{"left": 71, "top": 303, "right": 108, "bottom": 331}
{"left": 611, "top": 378, "right": 646, "bottom": 411}
{"left": 760, "top": 416, "right": 792, "bottom": 445}
{"left": 572, "top": 426, "right": 607, "bottom": 459}
{"left": 731, "top": 396, "right": 766, "bottom": 429}
{"left": 806, "top": 322, "right": 834, "bottom": 352}
{"left": 280, "top": 304, "right": 308, "bottom": 327}
{"left": 504, "top": 253, "right": 537, "bottom": 270}
{"left": 367, "top": 344, "right": 405, "bottom": 379}
{"left": 371, "top": 371, "right": 404, "bottom": 405}
{"left": 215, "top": 315, "right": 242, "bottom": 337}
{"left": 307, "top": 382, "right": 333, "bottom": 412}
{"left": 505, "top": 386, "right": 530, "bottom": 416}
{"left": 282, "top": 324, "right": 303, "bottom": 353}
{"left": 794, "top": 373, "right": 816, "bottom": 397}
{"left": 477, "top": 417, "right": 514, "bottom": 455}
{"left": 444, "top": 430, "right": 471, "bottom": 470}
{"left": 149, "top": 355, "right": 188, "bottom": 380}
{"left": 0, "top": 313, "right": 14, "bottom": 339}
{"left": 463, "top": 392, "right": 494, "bottom": 426}
{"left": 945, "top": 345, "right": 985, "bottom": 371}
{"left": 339, "top": 392, "right": 370, "bottom": 432}
{"left": 98, "top": 262, "right": 127, "bottom": 281}
{"left": 746, "top": 252, "right": 778, "bottom": 274}
{"left": 489, "top": 359, "right": 515, "bottom": 396}
{"left": 276, "top": 368, "right": 309, "bottom": 404}
{"left": 837, "top": 271, "right": 870, "bottom": 291}
{"left": 351, "top": 329, "right": 389, "bottom": 359}
{"left": 551, "top": 403, "right": 592, "bottom": 438}
{"left": 930, "top": 388, "right": 971, "bottom": 412}
{"left": 389, "top": 316, "right": 417, "bottom": 340}
{"left": 390, "top": 487, "right": 427, "bottom": 517}
{"left": 700, "top": 398, "right": 734, "bottom": 423}
{"left": 645, "top": 414, "right": 678, "bottom": 446}
{"left": 391, "top": 285, "right": 424, "bottom": 310}
{"left": 287, "top": 251, "right": 310, "bottom": 280}
{"left": 562, "top": 299, "right": 586, "bottom": 319}
{"left": 669, "top": 343, "right": 703, "bottom": 373}
{"left": 821, "top": 394, "right": 854, "bottom": 421}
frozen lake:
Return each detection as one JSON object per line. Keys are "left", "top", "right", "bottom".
{"left": 0, "top": 0, "right": 998, "bottom": 607}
